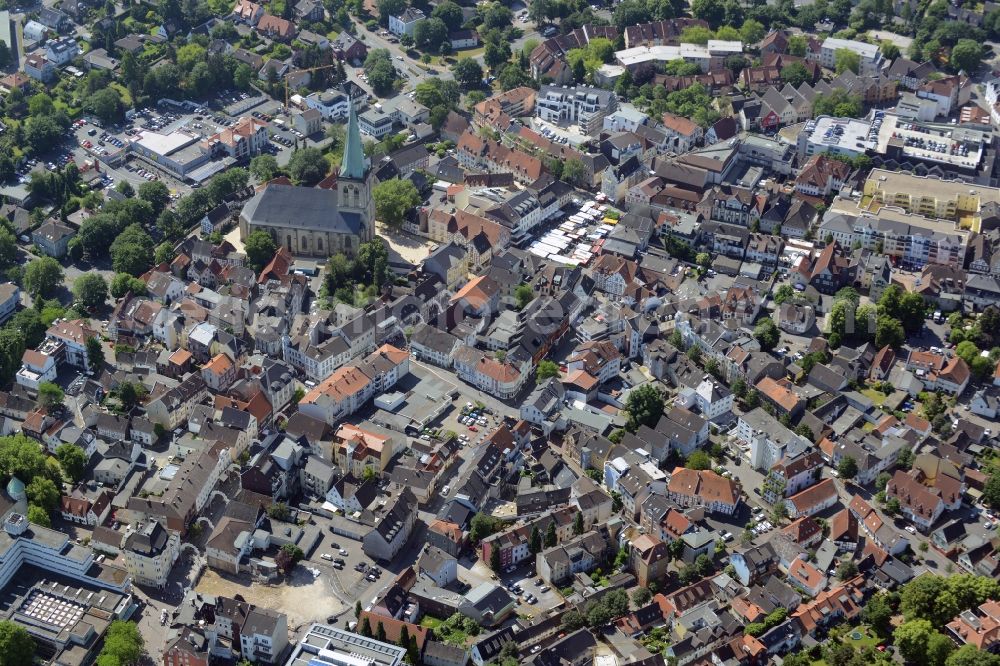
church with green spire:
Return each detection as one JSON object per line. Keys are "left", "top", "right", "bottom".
{"left": 238, "top": 105, "right": 375, "bottom": 258}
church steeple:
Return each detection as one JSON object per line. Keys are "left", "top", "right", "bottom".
{"left": 340, "top": 104, "right": 367, "bottom": 180}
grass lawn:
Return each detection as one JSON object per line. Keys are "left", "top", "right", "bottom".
{"left": 453, "top": 46, "right": 485, "bottom": 59}
{"left": 111, "top": 82, "right": 133, "bottom": 107}
{"left": 809, "top": 626, "right": 882, "bottom": 665}
{"left": 860, "top": 388, "right": 887, "bottom": 406}
{"left": 844, "top": 626, "right": 880, "bottom": 649}
{"left": 419, "top": 616, "right": 443, "bottom": 629}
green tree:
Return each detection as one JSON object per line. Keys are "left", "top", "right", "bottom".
{"left": 73, "top": 274, "right": 108, "bottom": 309}
{"left": 431, "top": 0, "right": 464, "bottom": 28}
{"left": 573, "top": 511, "right": 584, "bottom": 535}
{"left": 897, "top": 292, "right": 927, "bottom": 332}
{"left": 612, "top": 0, "right": 652, "bottom": 28}
{"left": 781, "top": 61, "right": 812, "bottom": 87}
{"left": 981, "top": 474, "right": 1000, "bottom": 510}
{"left": 28, "top": 504, "right": 51, "bottom": 527}
{"left": 632, "top": 587, "right": 652, "bottom": 606}
{"left": 414, "top": 17, "right": 450, "bottom": 53}
{"left": 23, "top": 257, "right": 64, "bottom": 299}
{"left": 276, "top": 543, "right": 305, "bottom": 573}
{"left": 897, "top": 446, "right": 914, "bottom": 470}
{"left": 373, "top": 179, "right": 421, "bottom": 230}
{"left": 489, "top": 545, "right": 501, "bottom": 571}
{"left": 287, "top": 147, "right": 329, "bottom": 185}
{"left": 244, "top": 230, "right": 278, "bottom": 272}
{"left": 740, "top": 18, "right": 765, "bottom": 43}
{"left": 137, "top": 180, "right": 171, "bottom": 216}
{"left": 562, "top": 158, "right": 587, "bottom": 186}
{"left": 0, "top": 620, "right": 35, "bottom": 666}
{"left": 623, "top": 384, "right": 665, "bottom": 432}
{"left": 875, "top": 315, "right": 906, "bottom": 349}
{"left": 813, "top": 89, "right": 863, "bottom": 118}
{"left": 881, "top": 40, "right": 901, "bottom": 60}
{"left": 885, "top": 497, "right": 901, "bottom": 516}
{"left": 56, "top": 443, "right": 88, "bottom": 483}
{"left": 753, "top": 318, "right": 780, "bottom": 351}
{"left": 901, "top": 575, "right": 959, "bottom": 625}
{"left": 451, "top": 57, "right": 484, "bottom": 89}
{"left": 484, "top": 40, "right": 512, "bottom": 72}
{"left": 98, "top": 620, "right": 144, "bottom": 665}
{"left": 115, "top": 381, "right": 148, "bottom": 411}
{"left": 110, "top": 224, "right": 154, "bottom": 276}
{"left": 376, "top": 0, "right": 405, "bottom": 24}
{"left": 956, "top": 340, "right": 980, "bottom": 365}
{"left": 364, "top": 49, "right": 398, "bottom": 96}
{"left": 109, "top": 273, "right": 147, "bottom": 299}
{"left": 836, "top": 559, "right": 858, "bottom": 580}
{"left": 529, "top": 526, "right": 542, "bottom": 554}
{"left": 545, "top": 521, "right": 557, "bottom": 548}
{"left": 837, "top": 456, "right": 858, "bottom": 480}
{"left": 686, "top": 450, "right": 711, "bottom": 470}
{"left": 86, "top": 337, "right": 105, "bottom": 373}
{"left": 250, "top": 154, "right": 281, "bottom": 182}
{"left": 788, "top": 34, "right": 808, "bottom": 56}
{"left": 536, "top": 360, "right": 560, "bottom": 380}
{"left": 0, "top": 228, "right": 17, "bottom": 270}
{"left": 862, "top": 591, "right": 895, "bottom": 636}
{"left": 469, "top": 512, "right": 504, "bottom": 543}
{"left": 951, "top": 39, "right": 983, "bottom": 73}
{"left": 25, "top": 116, "right": 66, "bottom": 153}
{"left": 515, "top": 284, "right": 534, "bottom": 309}
{"left": 834, "top": 47, "right": 861, "bottom": 73}
{"left": 895, "top": 619, "right": 939, "bottom": 664}
{"left": 26, "top": 476, "right": 60, "bottom": 512}
{"left": 946, "top": 645, "right": 1000, "bottom": 666}
{"left": 562, "top": 610, "right": 586, "bottom": 630}
{"left": 117, "top": 180, "right": 135, "bottom": 198}
{"left": 690, "top": 0, "right": 725, "bottom": 27}
{"left": 37, "top": 381, "right": 65, "bottom": 414}
{"left": 154, "top": 242, "right": 176, "bottom": 266}
{"left": 774, "top": 284, "right": 795, "bottom": 305}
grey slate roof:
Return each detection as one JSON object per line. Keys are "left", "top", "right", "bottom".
{"left": 241, "top": 184, "right": 364, "bottom": 234}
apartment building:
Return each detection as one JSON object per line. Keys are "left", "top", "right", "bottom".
{"left": 864, "top": 169, "right": 1000, "bottom": 223}
{"left": 239, "top": 607, "right": 289, "bottom": 664}
{"left": 810, "top": 37, "right": 883, "bottom": 76}
{"left": 820, "top": 200, "right": 969, "bottom": 270}
{"left": 45, "top": 318, "right": 99, "bottom": 372}
{"left": 666, "top": 467, "right": 741, "bottom": 515}
{"left": 122, "top": 520, "right": 179, "bottom": 589}
{"left": 737, "top": 408, "right": 812, "bottom": 472}
{"left": 535, "top": 85, "right": 617, "bottom": 135}
{"left": 298, "top": 345, "right": 410, "bottom": 424}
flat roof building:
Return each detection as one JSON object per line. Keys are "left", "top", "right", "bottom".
{"left": 615, "top": 41, "right": 742, "bottom": 72}
{"left": 284, "top": 623, "right": 406, "bottom": 666}
{"left": 863, "top": 168, "right": 1000, "bottom": 230}
{"left": 875, "top": 113, "right": 987, "bottom": 175}
{"left": 796, "top": 116, "right": 875, "bottom": 160}
{"left": 130, "top": 129, "right": 211, "bottom": 179}
{"left": 0, "top": 571, "right": 135, "bottom": 666}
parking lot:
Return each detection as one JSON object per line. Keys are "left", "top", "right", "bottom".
{"left": 461, "top": 557, "right": 565, "bottom": 621}
{"left": 530, "top": 117, "right": 591, "bottom": 148}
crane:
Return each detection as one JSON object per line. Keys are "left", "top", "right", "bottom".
{"left": 284, "top": 63, "right": 345, "bottom": 109}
